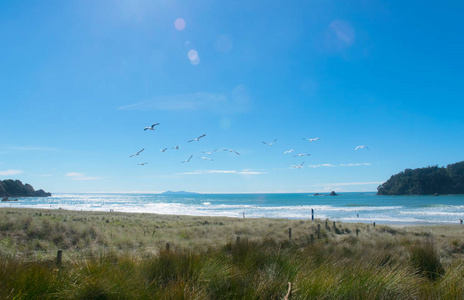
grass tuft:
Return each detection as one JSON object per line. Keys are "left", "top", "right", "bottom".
{"left": 409, "top": 238, "right": 445, "bottom": 280}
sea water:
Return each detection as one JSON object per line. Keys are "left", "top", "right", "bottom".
{"left": 2, "top": 193, "right": 464, "bottom": 225}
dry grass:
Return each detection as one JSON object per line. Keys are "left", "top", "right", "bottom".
{"left": 1, "top": 208, "right": 464, "bottom": 299}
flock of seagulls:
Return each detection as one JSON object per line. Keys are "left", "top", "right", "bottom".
{"left": 130, "top": 122, "right": 369, "bottom": 169}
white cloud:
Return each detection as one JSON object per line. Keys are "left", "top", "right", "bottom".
{"left": 118, "top": 92, "right": 227, "bottom": 111}
{"left": 0, "top": 169, "right": 23, "bottom": 176}
{"left": 308, "top": 164, "right": 335, "bottom": 168}
{"left": 118, "top": 85, "right": 251, "bottom": 113}
{"left": 66, "top": 172, "right": 103, "bottom": 181}
{"left": 11, "top": 146, "right": 59, "bottom": 151}
{"left": 313, "top": 181, "right": 384, "bottom": 187}
{"left": 340, "top": 163, "right": 372, "bottom": 167}
{"left": 308, "top": 163, "right": 371, "bottom": 168}
{"left": 329, "top": 20, "right": 355, "bottom": 46}
{"left": 177, "top": 169, "right": 266, "bottom": 175}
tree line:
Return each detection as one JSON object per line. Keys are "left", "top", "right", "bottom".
{"left": 377, "top": 161, "right": 464, "bottom": 195}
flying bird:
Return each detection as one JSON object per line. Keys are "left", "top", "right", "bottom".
{"left": 181, "top": 155, "right": 193, "bottom": 163}
{"left": 144, "top": 123, "right": 160, "bottom": 131}
{"left": 294, "top": 153, "right": 311, "bottom": 157}
{"left": 130, "top": 148, "right": 145, "bottom": 157}
{"left": 303, "top": 138, "right": 320, "bottom": 142}
{"left": 160, "top": 148, "right": 168, "bottom": 152}
{"left": 222, "top": 149, "right": 240, "bottom": 155}
{"left": 202, "top": 149, "right": 218, "bottom": 155}
{"left": 262, "top": 139, "right": 277, "bottom": 146}
{"left": 355, "top": 145, "right": 369, "bottom": 150}
{"left": 138, "top": 162, "right": 148, "bottom": 166}
{"left": 291, "top": 162, "right": 305, "bottom": 169}
{"left": 171, "top": 145, "right": 180, "bottom": 150}
{"left": 284, "top": 149, "right": 294, "bottom": 154}
{"left": 188, "top": 134, "right": 206, "bottom": 142}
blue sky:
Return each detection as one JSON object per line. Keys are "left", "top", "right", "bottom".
{"left": 1, "top": 0, "right": 463, "bottom": 193}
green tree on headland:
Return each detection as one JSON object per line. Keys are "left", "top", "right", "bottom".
{"left": 377, "top": 161, "right": 464, "bottom": 195}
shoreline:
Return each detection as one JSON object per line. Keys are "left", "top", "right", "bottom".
{"left": 1, "top": 205, "right": 460, "bottom": 227}
{"left": 3, "top": 192, "right": 464, "bottom": 225}
{"left": 2, "top": 206, "right": 462, "bottom": 228}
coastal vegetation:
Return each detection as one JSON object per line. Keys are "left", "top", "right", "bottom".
{"left": 1, "top": 208, "right": 464, "bottom": 299}
{"left": 377, "top": 161, "right": 464, "bottom": 195}
{"left": 0, "top": 179, "right": 51, "bottom": 198}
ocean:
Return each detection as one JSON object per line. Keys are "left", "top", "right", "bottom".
{"left": 2, "top": 192, "right": 464, "bottom": 225}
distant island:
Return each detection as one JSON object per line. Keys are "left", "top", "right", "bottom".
{"left": 0, "top": 179, "right": 51, "bottom": 198}
{"left": 161, "top": 191, "right": 199, "bottom": 195}
{"left": 377, "top": 161, "right": 464, "bottom": 195}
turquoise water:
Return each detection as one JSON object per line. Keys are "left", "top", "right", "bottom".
{"left": 2, "top": 193, "right": 464, "bottom": 225}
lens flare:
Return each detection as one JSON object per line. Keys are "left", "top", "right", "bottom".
{"left": 188, "top": 49, "right": 200, "bottom": 65}
{"left": 174, "top": 18, "right": 186, "bottom": 31}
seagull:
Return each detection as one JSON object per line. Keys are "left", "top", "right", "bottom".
{"left": 144, "top": 123, "right": 160, "bottom": 131}
{"left": 303, "top": 137, "right": 320, "bottom": 142}
{"left": 188, "top": 134, "right": 206, "bottom": 142}
{"left": 138, "top": 162, "right": 148, "bottom": 166}
{"left": 291, "top": 162, "right": 305, "bottom": 169}
{"left": 171, "top": 145, "right": 180, "bottom": 150}
{"left": 355, "top": 145, "right": 369, "bottom": 150}
{"left": 222, "top": 149, "right": 240, "bottom": 155}
{"left": 262, "top": 139, "right": 277, "bottom": 146}
{"left": 160, "top": 148, "right": 168, "bottom": 152}
{"left": 202, "top": 149, "right": 218, "bottom": 155}
{"left": 294, "top": 153, "right": 311, "bottom": 157}
{"left": 130, "top": 148, "right": 144, "bottom": 157}
{"left": 181, "top": 155, "right": 193, "bottom": 163}
{"left": 198, "top": 156, "right": 214, "bottom": 161}
{"left": 284, "top": 149, "right": 294, "bottom": 154}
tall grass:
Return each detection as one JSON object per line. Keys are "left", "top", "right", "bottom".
{"left": 1, "top": 208, "right": 464, "bottom": 299}
{"left": 409, "top": 238, "right": 445, "bottom": 281}
{"left": 2, "top": 238, "right": 463, "bottom": 299}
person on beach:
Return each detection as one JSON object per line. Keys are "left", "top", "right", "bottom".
{"left": 460, "top": 219, "right": 463, "bottom": 225}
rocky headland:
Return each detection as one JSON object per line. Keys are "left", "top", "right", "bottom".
{"left": 0, "top": 179, "right": 51, "bottom": 198}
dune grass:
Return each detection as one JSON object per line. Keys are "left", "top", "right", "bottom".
{"left": 1, "top": 208, "right": 464, "bottom": 299}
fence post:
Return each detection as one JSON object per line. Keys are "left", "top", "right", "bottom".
{"left": 236, "top": 236, "right": 240, "bottom": 244}
{"left": 356, "top": 228, "right": 359, "bottom": 237}
{"left": 166, "top": 243, "right": 170, "bottom": 251}
{"left": 317, "top": 224, "right": 321, "bottom": 239}
{"left": 325, "top": 221, "right": 329, "bottom": 229}
{"left": 289, "top": 228, "right": 292, "bottom": 242}
{"left": 333, "top": 221, "right": 336, "bottom": 229}
{"left": 310, "top": 234, "right": 314, "bottom": 244}
{"left": 373, "top": 222, "right": 376, "bottom": 228}
{"left": 56, "top": 250, "right": 63, "bottom": 266}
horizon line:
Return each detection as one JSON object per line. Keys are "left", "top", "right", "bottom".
{"left": 51, "top": 190, "right": 378, "bottom": 195}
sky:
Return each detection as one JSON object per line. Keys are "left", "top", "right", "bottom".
{"left": 1, "top": 0, "right": 463, "bottom": 194}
